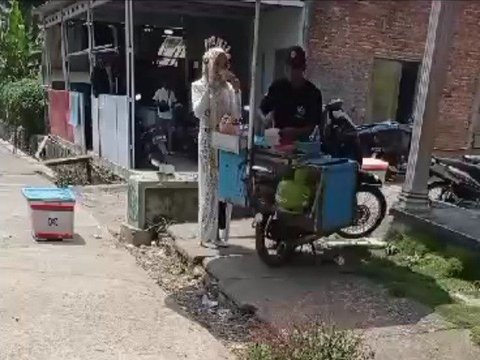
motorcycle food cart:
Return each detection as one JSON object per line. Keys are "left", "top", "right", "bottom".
{"left": 212, "top": 130, "right": 386, "bottom": 266}
{"left": 209, "top": 0, "right": 386, "bottom": 267}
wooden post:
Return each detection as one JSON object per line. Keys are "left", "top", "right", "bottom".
{"left": 399, "top": 0, "right": 459, "bottom": 210}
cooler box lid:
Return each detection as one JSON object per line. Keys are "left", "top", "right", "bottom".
{"left": 22, "top": 187, "right": 76, "bottom": 202}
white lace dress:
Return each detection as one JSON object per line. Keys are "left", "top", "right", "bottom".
{"left": 191, "top": 79, "right": 242, "bottom": 243}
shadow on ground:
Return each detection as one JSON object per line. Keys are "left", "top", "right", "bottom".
{"left": 35, "top": 233, "right": 86, "bottom": 246}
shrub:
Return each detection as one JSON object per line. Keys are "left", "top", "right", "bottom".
{"left": 0, "top": 78, "right": 45, "bottom": 136}
{"left": 245, "top": 324, "right": 374, "bottom": 360}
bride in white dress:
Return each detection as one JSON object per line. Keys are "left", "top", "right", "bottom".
{"left": 191, "top": 45, "right": 242, "bottom": 248}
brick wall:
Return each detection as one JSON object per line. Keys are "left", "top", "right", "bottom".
{"left": 307, "top": 0, "right": 480, "bottom": 153}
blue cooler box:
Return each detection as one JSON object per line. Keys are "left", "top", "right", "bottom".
{"left": 305, "top": 158, "right": 358, "bottom": 233}
{"left": 22, "top": 187, "right": 76, "bottom": 240}
{"left": 218, "top": 150, "right": 248, "bottom": 206}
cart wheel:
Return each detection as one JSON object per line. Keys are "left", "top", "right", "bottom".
{"left": 255, "top": 216, "right": 294, "bottom": 267}
{"left": 336, "top": 185, "right": 387, "bottom": 239}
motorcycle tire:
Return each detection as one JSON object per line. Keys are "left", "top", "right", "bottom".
{"left": 255, "top": 216, "right": 294, "bottom": 267}
{"left": 336, "top": 185, "right": 387, "bottom": 239}
{"left": 428, "top": 181, "right": 452, "bottom": 203}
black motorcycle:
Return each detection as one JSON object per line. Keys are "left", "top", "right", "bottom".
{"left": 428, "top": 156, "right": 480, "bottom": 207}
{"left": 320, "top": 99, "right": 363, "bottom": 165}
{"left": 357, "top": 120, "right": 412, "bottom": 176}
{"left": 321, "top": 99, "right": 412, "bottom": 177}
{"left": 139, "top": 125, "right": 168, "bottom": 169}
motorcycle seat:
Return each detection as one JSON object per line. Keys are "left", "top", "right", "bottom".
{"left": 438, "top": 157, "right": 480, "bottom": 182}
{"left": 463, "top": 155, "right": 480, "bottom": 164}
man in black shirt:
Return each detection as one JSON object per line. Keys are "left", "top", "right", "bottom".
{"left": 259, "top": 46, "right": 323, "bottom": 142}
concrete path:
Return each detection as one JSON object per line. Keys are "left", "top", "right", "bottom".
{"left": 0, "top": 143, "right": 231, "bottom": 360}
{"left": 170, "top": 189, "right": 480, "bottom": 359}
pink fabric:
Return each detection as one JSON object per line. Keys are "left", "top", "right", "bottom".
{"left": 48, "top": 90, "right": 73, "bottom": 142}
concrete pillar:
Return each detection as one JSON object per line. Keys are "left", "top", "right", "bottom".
{"left": 399, "top": 0, "right": 459, "bottom": 210}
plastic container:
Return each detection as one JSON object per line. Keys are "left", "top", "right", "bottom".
{"left": 264, "top": 128, "right": 280, "bottom": 147}
{"left": 22, "top": 187, "right": 76, "bottom": 241}
{"left": 362, "top": 157, "right": 389, "bottom": 183}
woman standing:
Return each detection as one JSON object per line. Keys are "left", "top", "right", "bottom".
{"left": 191, "top": 41, "right": 241, "bottom": 248}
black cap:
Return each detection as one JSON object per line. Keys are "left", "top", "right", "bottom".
{"left": 285, "top": 46, "right": 306, "bottom": 70}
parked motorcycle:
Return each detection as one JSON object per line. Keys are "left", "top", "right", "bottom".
{"left": 428, "top": 156, "right": 480, "bottom": 207}
{"left": 320, "top": 99, "right": 363, "bottom": 165}
{"left": 135, "top": 94, "right": 169, "bottom": 169}
{"left": 252, "top": 101, "right": 387, "bottom": 266}
{"left": 357, "top": 120, "right": 412, "bottom": 173}
{"left": 321, "top": 99, "right": 412, "bottom": 177}
{"left": 140, "top": 125, "right": 168, "bottom": 168}
{"left": 252, "top": 164, "right": 386, "bottom": 266}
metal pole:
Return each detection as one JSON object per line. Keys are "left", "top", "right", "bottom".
{"left": 125, "top": 0, "right": 135, "bottom": 169}
{"left": 87, "top": 0, "right": 94, "bottom": 75}
{"left": 247, "top": 0, "right": 261, "bottom": 174}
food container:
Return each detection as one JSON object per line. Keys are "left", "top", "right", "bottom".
{"left": 22, "top": 187, "right": 76, "bottom": 241}
{"left": 264, "top": 128, "right": 280, "bottom": 147}
{"left": 361, "top": 157, "right": 389, "bottom": 183}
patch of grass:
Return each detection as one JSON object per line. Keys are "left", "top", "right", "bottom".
{"left": 413, "top": 254, "right": 463, "bottom": 279}
{"left": 376, "top": 230, "right": 480, "bottom": 297}
{"left": 359, "top": 228, "right": 480, "bottom": 338}
{"left": 245, "top": 323, "right": 374, "bottom": 360}
{"left": 471, "top": 326, "right": 480, "bottom": 346}
{"left": 360, "top": 257, "right": 452, "bottom": 308}
{"left": 436, "top": 304, "right": 480, "bottom": 328}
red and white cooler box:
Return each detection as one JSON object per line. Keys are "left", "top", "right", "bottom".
{"left": 361, "top": 157, "right": 389, "bottom": 183}
{"left": 22, "top": 187, "right": 76, "bottom": 241}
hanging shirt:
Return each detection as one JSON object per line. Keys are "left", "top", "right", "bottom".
{"left": 260, "top": 78, "right": 323, "bottom": 130}
{"left": 153, "top": 87, "right": 177, "bottom": 120}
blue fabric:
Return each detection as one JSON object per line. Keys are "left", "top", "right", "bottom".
{"left": 22, "top": 187, "right": 76, "bottom": 202}
{"left": 69, "top": 92, "right": 81, "bottom": 127}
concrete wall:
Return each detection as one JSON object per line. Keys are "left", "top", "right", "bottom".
{"left": 307, "top": 0, "right": 480, "bottom": 154}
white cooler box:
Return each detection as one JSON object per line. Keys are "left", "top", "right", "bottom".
{"left": 22, "top": 187, "right": 76, "bottom": 241}
{"left": 362, "top": 158, "right": 389, "bottom": 183}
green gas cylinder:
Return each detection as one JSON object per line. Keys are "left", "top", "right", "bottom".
{"left": 275, "top": 167, "right": 314, "bottom": 214}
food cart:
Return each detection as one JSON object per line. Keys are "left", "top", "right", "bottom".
{"left": 211, "top": 0, "right": 386, "bottom": 267}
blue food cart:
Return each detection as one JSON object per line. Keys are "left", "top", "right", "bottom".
{"left": 212, "top": 130, "right": 386, "bottom": 266}
{"left": 210, "top": 0, "right": 385, "bottom": 266}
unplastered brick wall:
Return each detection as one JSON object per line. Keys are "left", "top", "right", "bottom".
{"left": 306, "top": 0, "right": 480, "bottom": 153}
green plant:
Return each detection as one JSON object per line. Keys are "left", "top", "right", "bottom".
{"left": 0, "top": 78, "right": 45, "bottom": 135}
{"left": 0, "top": 0, "right": 41, "bottom": 82}
{"left": 471, "top": 326, "right": 480, "bottom": 346}
{"left": 245, "top": 324, "right": 374, "bottom": 360}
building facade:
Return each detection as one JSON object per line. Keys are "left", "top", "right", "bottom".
{"left": 306, "top": 0, "right": 480, "bottom": 154}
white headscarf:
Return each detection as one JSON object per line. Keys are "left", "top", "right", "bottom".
{"left": 202, "top": 47, "right": 228, "bottom": 87}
